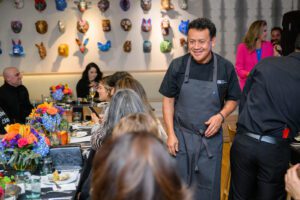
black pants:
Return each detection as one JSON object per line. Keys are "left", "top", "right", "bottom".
{"left": 229, "top": 134, "right": 290, "bottom": 200}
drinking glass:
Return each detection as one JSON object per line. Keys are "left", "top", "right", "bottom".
{"left": 30, "top": 176, "right": 41, "bottom": 199}
{"left": 89, "top": 87, "right": 96, "bottom": 106}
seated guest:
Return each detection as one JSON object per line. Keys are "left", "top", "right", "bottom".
{"left": 0, "top": 106, "right": 10, "bottom": 135}
{"left": 0, "top": 67, "right": 33, "bottom": 123}
{"left": 112, "top": 113, "right": 160, "bottom": 139}
{"left": 90, "top": 89, "right": 145, "bottom": 150}
{"left": 116, "top": 77, "right": 168, "bottom": 142}
{"left": 76, "top": 62, "right": 103, "bottom": 99}
{"left": 77, "top": 89, "right": 146, "bottom": 200}
{"left": 92, "top": 131, "right": 192, "bottom": 200}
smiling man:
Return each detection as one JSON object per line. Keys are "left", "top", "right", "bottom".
{"left": 0, "top": 67, "right": 33, "bottom": 123}
{"left": 159, "top": 18, "right": 240, "bottom": 200}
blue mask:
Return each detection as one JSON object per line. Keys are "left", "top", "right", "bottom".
{"left": 97, "top": 40, "right": 111, "bottom": 52}
{"left": 10, "top": 39, "right": 25, "bottom": 56}
{"left": 178, "top": 20, "right": 189, "bottom": 35}
{"left": 55, "top": 0, "right": 67, "bottom": 11}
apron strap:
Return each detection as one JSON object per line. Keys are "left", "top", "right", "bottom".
{"left": 184, "top": 56, "right": 192, "bottom": 83}
{"left": 212, "top": 53, "right": 218, "bottom": 82}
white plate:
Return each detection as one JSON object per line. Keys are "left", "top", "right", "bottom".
{"left": 73, "top": 131, "right": 88, "bottom": 138}
{"left": 44, "top": 172, "right": 77, "bottom": 185}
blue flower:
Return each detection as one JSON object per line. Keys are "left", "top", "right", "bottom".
{"left": 52, "top": 89, "right": 64, "bottom": 101}
{"left": 32, "top": 136, "right": 49, "bottom": 157}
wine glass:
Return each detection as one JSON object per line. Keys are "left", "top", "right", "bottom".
{"left": 89, "top": 87, "right": 96, "bottom": 106}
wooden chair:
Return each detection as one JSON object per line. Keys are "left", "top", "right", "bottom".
{"left": 221, "top": 125, "right": 237, "bottom": 200}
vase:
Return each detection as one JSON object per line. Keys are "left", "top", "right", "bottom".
{"left": 50, "top": 132, "right": 60, "bottom": 146}
{"left": 13, "top": 161, "right": 37, "bottom": 172}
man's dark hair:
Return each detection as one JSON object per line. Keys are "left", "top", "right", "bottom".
{"left": 271, "top": 26, "right": 283, "bottom": 34}
{"left": 188, "top": 18, "right": 217, "bottom": 38}
{"left": 295, "top": 33, "right": 300, "bottom": 51}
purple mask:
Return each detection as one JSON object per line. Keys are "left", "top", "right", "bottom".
{"left": 11, "top": 21, "right": 22, "bottom": 33}
{"left": 120, "top": 0, "right": 130, "bottom": 11}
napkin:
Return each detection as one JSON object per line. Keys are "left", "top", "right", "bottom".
{"left": 70, "top": 135, "right": 91, "bottom": 143}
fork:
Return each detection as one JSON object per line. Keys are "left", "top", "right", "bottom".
{"left": 41, "top": 190, "right": 72, "bottom": 195}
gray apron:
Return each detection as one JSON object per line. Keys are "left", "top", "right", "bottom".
{"left": 174, "top": 53, "right": 223, "bottom": 200}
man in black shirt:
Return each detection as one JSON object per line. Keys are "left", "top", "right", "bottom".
{"left": 0, "top": 67, "right": 33, "bottom": 123}
{"left": 229, "top": 34, "right": 300, "bottom": 200}
{"left": 159, "top": 18, "right": 240, "bottom": 199}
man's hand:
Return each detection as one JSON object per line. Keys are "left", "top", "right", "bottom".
{"left": 204, "top": 113, "right": 223, "bottom": 137}
{"left": 91, "top": 113, "right": 100, "bottom": 124}
{"left": 167, "top": 133, "right": 179, "bottom": 156}
{"left": 285, "top": 164, "right": 300, "bottom": 199}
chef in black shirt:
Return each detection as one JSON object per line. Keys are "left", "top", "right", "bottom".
{"left": 159, "top": 18, "right": 240, "bottom": 199}
{"left": 229, "top": 34, "right": 300, "bottom": 200}
{"left": 0, "top": 67, "right": 33, "bottom": 123}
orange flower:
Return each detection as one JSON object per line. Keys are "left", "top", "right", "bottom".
{"left": 26, "top": 133, "right": 38, "bottom": 144}
{"left": 19, "top": 125, "right": 31, "bottom": 138}
{"left": 5, "top": 124, "right": 21, "bottom": 135}
{"left": 44, "top": 136, "right": 51, "bottom": 146}
{"left": 3, "top": 132, "right": 19, "bottom": 141}
{"left": 47, "top": 107, "right": 58, "bottom": 115}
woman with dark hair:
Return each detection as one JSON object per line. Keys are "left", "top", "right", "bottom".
{"left": 235, "top": 20, "right": 274, "bottom": 90}
{"left": 76, "top": 62, "right": 103, "bottom": 99}
{"left": 92, "top": 131, "right": 192, "bottom": 200}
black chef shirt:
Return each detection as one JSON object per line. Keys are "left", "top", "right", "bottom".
{"left": 159, "top": 53, "right": 241, "bottom": 107}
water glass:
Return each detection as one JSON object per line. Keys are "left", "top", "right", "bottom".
{"left": 41, "top": 156, "right": 53, "bottom": 175}
{"left": 31, "top": 176, "right": 41, "bottom": 198}
{"left": 72, "top": 112, "right": 82, "bottom": 122}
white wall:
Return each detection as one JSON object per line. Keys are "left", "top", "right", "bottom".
{"left": 0, "top": 0, "right": 298, "bottom": 73}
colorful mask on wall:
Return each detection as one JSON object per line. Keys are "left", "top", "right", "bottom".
{"left": 10, "top": 39, "right": 25, "bottom": 56}
{"left": 14, "top": 0, "right": 24, "bottom": 9}
{"left": 35, "top": 42, "right": 47, "bottom": 59}
{"left": 76, "top": 38, "right": 89, "bottom": 54}
{"left": 161, "top": 18, "right": 170, "bottom": 36}
{"left": 160, "top": 39, "right": 172, "bottom": 53}
{"left": 35, "top": 0, "right": 47, "bottom": 12}
{"left": 143, "top": 40, "right": 151, "bottom": 53}
{"left": 58, "top": 20, "right": 66, "bottom": 33}
{"left": 161, "top": 0, "right": 173, "bottom": 10}
{"left": 35, "top": 20, "right": 48, "bottom": 34}
{"left": 178, "top": 20, "right": 189, "bottom": 35}
{"left": 97, "top": 40, "right": 111, "bottom": 52}
{"left": 120, "top": 18, "right": 132, "bottom": 31}
{"left": 11, "top": 21, "right": 22, "bottom": 33}
{"left": 55, "top": 0, "right": 67, "bottom": 11}
{"left": 141, "top": 0, "right": 151, "bottom": 11}
{"left": 98, "top": 0, "right": 109, "bottom": 12}
{"left": 180, "top": 37, "right": 188, "bottom": 51}
{"left": 120, "top": 0, "right": 130, "bottom": 11}
{"left": 58, "top": 44, "right": 69, "bottom": 57}
{"left": 123, "top": 40, "right": 131, "bottom": 52}
{"left": 77, "top": 19, "right": 89, "bottom": 33}
{"left": 74, "top": 0, "right": 91, "bottom": 13}
{"left": 0, "top": 41, "right": 2, "bottom": 55}
{"left": 102, "top": 19, "right": 111, "bottom": 32}
{"left": 178, "top": 0, "right": 188, "bottom": 10}
{"left": 141, "top": 18, "right": 151, "bottom": 32}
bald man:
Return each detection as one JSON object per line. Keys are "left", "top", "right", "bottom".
{"left": 0, "top": 67, "right": 33, "bottom": 123}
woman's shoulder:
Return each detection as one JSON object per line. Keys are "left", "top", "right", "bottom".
{"left": 262, "top": 41, "right": 273, "bottom": 48}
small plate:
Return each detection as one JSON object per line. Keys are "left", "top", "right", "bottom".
{"left": 73, "top": 131, "right": 88, "bottom": 138}
{"left": 45, "top": 172, "right": 77, "bottom": 185}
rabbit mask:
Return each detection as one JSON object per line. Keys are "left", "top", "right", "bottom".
{"left": 35, "top": 42, "right": 47, "bottom": 59}
{"left": 178, "top": 20, "right": 189, "bottom": 35}
{"left": 10, "top": 39, "right": 25, "bottom": 56}
{"left": 141, "top": 18, "right": 151, "bottom": 32}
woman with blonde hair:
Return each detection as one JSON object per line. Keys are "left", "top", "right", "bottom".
{"left": 112, "top": 113, "right": 160, "bottom": 139}
{"left": 92, "top": 131, "right": 192, "bottom": 200}
{"left": 235, "top": 20, "right": 274, "bottom": 90}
